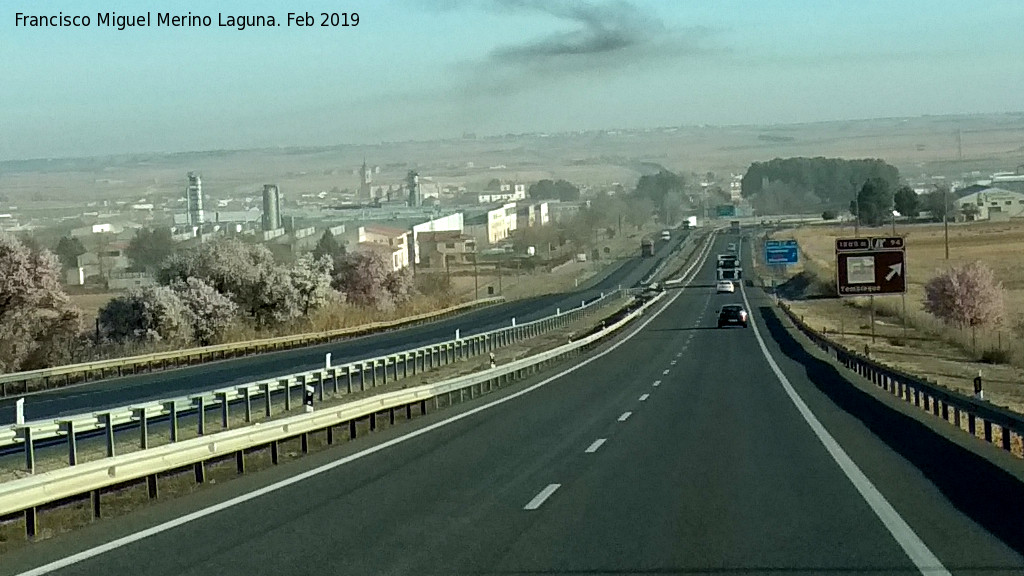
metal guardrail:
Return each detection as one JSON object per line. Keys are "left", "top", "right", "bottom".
{"left": 0, "top": 289, "right": 669, "bottom": 539}
{"left": 1, "top": 289, "right": 627, "bottom": 459}
{"left": 778, "top": 301, "right": 1024, "bottom": 456}
{"left": 0, "top": 297, "right": 507, "bottom": 398}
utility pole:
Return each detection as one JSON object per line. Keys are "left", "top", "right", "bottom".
{"left": 472, "top": 253, "right": 479, "bottom": 300}
{"left": 942, "top": 185, "right": 950, "bottom": 259}
{"left": 854, "top": 198, "right": 860, "bottom": 237}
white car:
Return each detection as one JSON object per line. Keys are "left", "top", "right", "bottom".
{"left": 716, "top": 280, "right": 735, "bottom": 293}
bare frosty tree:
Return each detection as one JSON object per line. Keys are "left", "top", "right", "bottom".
{"left": 0, "top": 232, "right": 82, "bottom": 372}
{"left": 99, "top": 285, "right": 190, "bottom": 344}
{"left": 170, "top": 277, "right": 238, "bottom": 345}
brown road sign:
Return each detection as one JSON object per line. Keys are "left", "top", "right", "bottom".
{"left": 835, "top": 237, "right": 907, "bottom": 296}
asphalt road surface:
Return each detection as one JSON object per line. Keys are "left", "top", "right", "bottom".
{"left": 0, "top": 232, "right": 688, "bottom": 423}
{"left": 6, "top": 233, "right": 1023, "bottom": 575}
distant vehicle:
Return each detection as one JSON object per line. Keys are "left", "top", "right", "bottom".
{"left": 717, "top": 305, "right": 748, "bottom": 328}
{"left": 686, "top": 216, "right": 698, "bottom": 228}
{"left": 640, "top": 238, "right": 655, "bottom": 257}
{"left": 717, "top": 267, "right": 742, "bottom": 280}
{"left": 727, "top": 243, "right": 737, "bottom": 252}
{"left": 716, "top": 280, "right": 734, "bottom": 293}
{"left": 661, "top": 230, "right": 671, "bottom": 241}
{"left": 730, "top": 220, "right": 741, "bottom": 233}
{"left": 717, "top": 254, "right": 738, "bottom": 267}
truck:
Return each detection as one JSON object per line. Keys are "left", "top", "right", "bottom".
{"left": 640, "top": 238, "right": 655, "bottom": 257}
{"left": 730, "top": 220, "right": 741, "bottom": 234}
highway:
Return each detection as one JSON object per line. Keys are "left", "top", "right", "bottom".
{"left": 5, "top": 233, "right": 1023, "bottom": 576}
{"left": 0, "top": 233, "right": 688, "bottom": 422}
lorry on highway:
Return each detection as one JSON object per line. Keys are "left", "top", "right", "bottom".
{"left": 640, "top": 238, "right": 655, "bottom": 257}
{"left": 730, "top": 220, "right": 741, "bottom": 234}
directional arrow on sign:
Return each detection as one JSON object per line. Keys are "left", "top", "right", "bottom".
{"left": 885, "top": 262, "right": 903, "bottom": 281}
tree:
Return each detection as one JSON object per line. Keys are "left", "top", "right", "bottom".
{"left": 855, "top": 177, "right": 894, "bottom": 226}
{"left": 158, "top": 239, "right": 300, "bottom": 327}
{"left": 54, "top": 236, "right": 86, "bottom": 270}
{"left": 406, "top": 170, "right": 419, "bottom": 206}
{"left": 634, "top": 170, "right": 686, "bottom": 222}
{"left": 961, "top": 202, "right": 980, "bottom": 220}
{"left": 289, "top": 254, "right": 335, "bottom": 315}
{"left": 170, "top": 277, "right": 238, "bottom": 346}
{"left": 0, "top": 233, "right": 83, "bottom": 372}
{"left": 333, "top": 252, "right": 394, "bottom": 309}
{"left": 384, "top": 266, "right": 416, "bottom": 306}
{"left": 485, "top": 178, "right": 501, "bottom": 191}
{"left": 740, "top": 157, "right": 900, "bottom": 208}
{"left": 528, "top": 179, "right": 580, "bottom": 201}
{"left": 924, "top": 262, "right": 1004, "bottom": 349}
{"left": 923, "top": 186, "right": 955, "bottom": 221}
{"left": 822, "top": 210, "right": 838, "bottom": 220}
{"left": 98, "top": 286, "right": 190, "bottom": 344}
{"left": 893, "top": 185, "right": 920, "bottom": 219}
{"left": 126, "top": 227, "right": 174, "bottom": 272}
{"left": 312, "top": 229, "right": 343, "bottom": 261}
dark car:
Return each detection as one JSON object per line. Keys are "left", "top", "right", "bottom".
{"left": 717, "top": 304, "right": 748, "bottom": 328}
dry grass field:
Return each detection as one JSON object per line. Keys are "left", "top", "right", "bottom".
{"left": 767, "top": 219, "right": 1024, "bottom": 414}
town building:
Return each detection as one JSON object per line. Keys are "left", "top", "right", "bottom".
{"left": 416, "top": 230, "right": 477, "bottom": 269}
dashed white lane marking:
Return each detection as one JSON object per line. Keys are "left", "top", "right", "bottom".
{"left": 670, "top": 360, "right": 677, "bottom": 366}
{"left": 584, "top": 439, "right": 607, "bottom": 453}
{"left": 524, "top": 484, "right": 561, "bottom": 510}
{"left": 639, "top": 394, "right": 650, "bottom": 402}
{"left": 652, "top": 380, "right": 661, "bottom": 387}
{"left": 662, "top": 369, "right": 670, "bottom": 375}
{"left": 618, "top": 411, "right": 632, "bottom": 422}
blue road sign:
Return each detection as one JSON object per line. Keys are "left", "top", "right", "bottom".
{"left": 765, "top": 239, "right": 799, "bottom": 264}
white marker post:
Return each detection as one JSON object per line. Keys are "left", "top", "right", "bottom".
{"left": 325, "top": 353, "right": 332, "bottom": 370}
{"left": 511, "top": 318, "right": 516, "bottom": 327}
{"left": 15, "top": 398, "right": 25, "bottom": 426}
{"left": 455, "top": 329, "right": 461, "bottom": 340}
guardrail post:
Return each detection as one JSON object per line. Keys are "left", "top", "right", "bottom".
{"left": 969, "top": 413, "right": 977, "bottom": 436}
{"left": 984, "top": 420, "right": 993, "bottom": 443}
{"left": 103, "top": 412, "right": 115, "bottom": 457}
{"left": 271, "top": 440, "right": 280, "bottom": 464}
{"left": 345, "top": 366, "right": 354, "bottom": 393}
{"left": 135, "top": 408, "right": 149, "bottom": 449}
{"left": 165, "top": 401, "right": 178, "bottom": 442}
{"left": 349, "top": 420, "right": 357, "bottom": 439}
{"left": 243, "top": 388, "right": 252, "bottom": 423}
{"left": 60, "top": 420, "right": 77, "bottom": 466}
{"left": 236, "top": 450, "right": 246, "bottom": 474}
{"left": 370, "top": 361, "right": 378, "bottom": 387}
{"left": 953, "top": 406, "right": 961, "bottom": 428}
{"left": 316, "top": 372, "right": 325, "bottom": 402}
{"left": 370, "top": 412, "right": 377, "bottom": 431}
{"left": 326, "top": 425, "right": 335, "bottom": 445}
{"left": 1002, "top": 426, "right": 1012, "bottom": 451}
{"left": 420, "top": 399, "right": 427, "bottom": 415}
{"left": 91, "top": 489, "right": 101, "bottom": 520}
{"left": 196, "top": 397, "right": 206, "bottom": 436}
{"left": 21, "top": 426, "right": 35, "bottom": 473}
{"left": 262, "top": 383, "right": 272, "bottom": 418}
{"left": 283, "top": 378, "right": 292, "bottom": 411}
{"left": 194, "top": 461, "right": 206, "bottom": 484}
{"left": 25, "top": 507, "right": 37, "bottom": 541}
{"left": 406, "top": 404, "right": 413, "bottom": 419}
{"left": 382, "top": 360, "right": 389, "bottom": 386}
{"left": 331, "top": 367, "right": 339, "bottom": 394}
{"left": 218, "top": 392, "right": 229, "bottom": 428}
{"left": 148, "top": 474, "right": 159, "bottom": 499}
{"left": 402, "top": 354, "right": 409, "bottom": 379}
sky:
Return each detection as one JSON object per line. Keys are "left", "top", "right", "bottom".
{"left": 1, "top": 0, "right": 1022, "bottom": 160}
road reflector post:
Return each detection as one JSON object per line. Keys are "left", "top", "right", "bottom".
{"left": 304, "top": 383, "right": 315, "bottom": 414}
{"left": 325, "top": 352, "right": 332, "bottom": 370}
{"left": 15, "top": 397, "right": 24, "bottom": 425}
{"left": 103, "top": 412, "right": 115, "bottom": 457}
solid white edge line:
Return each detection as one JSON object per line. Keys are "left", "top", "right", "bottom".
{"left": 618, "top": 411, "right": 632, "bottom": 422}
{"left": 14, "top": 232, "right": 719, "bottom": 576}
{"left": 523, "top": 483, "right": 561, "bottom": 510}
{"left": 739, "top": 284, "right": 951, "bottom": 576}
{"left": 639, "top": 394, "right": 650, "bottom": 402}
{"left": 584, "top": 438, "right": 607, "bottom": 454}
